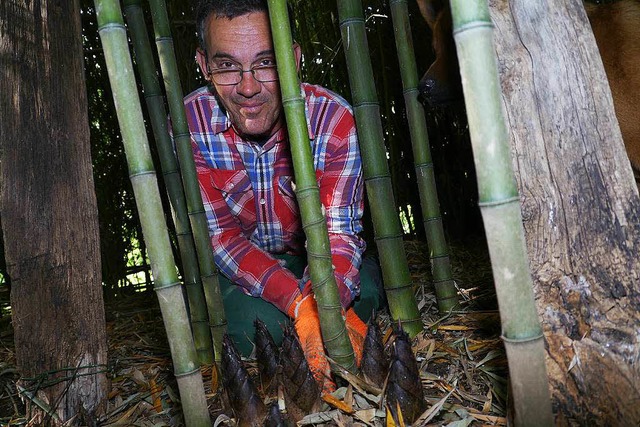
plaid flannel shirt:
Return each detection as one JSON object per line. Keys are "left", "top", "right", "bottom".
{"left": 183, "top": 83, "right": 365, "bottom": 313}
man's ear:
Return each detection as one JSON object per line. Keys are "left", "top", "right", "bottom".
{"left": 196, "top": 48, "right": 211, "bottom": 81}
{"left": 293, "top": 42, "right": 302, "bottom": 73}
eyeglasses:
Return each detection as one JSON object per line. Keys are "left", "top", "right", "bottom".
{"left": 209, "top": 65, "right": 279, "bottom": 86}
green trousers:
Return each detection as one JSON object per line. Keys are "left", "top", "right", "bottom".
{"left": 218, "top": 254, "right": 384, "bottom": 356}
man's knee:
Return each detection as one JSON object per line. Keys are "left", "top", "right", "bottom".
{"left": 220, "top": 278, "right": 289, "bottom": 356}
{"left": 353, "top": 256, "right": 385, "bottom": 322}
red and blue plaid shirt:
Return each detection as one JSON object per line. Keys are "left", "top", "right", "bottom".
{"left": 183, "top": 83, "right": 365, "bottom": 313}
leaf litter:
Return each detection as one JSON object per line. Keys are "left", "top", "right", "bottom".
{"left": 0, "top": 238, "right": 507, "bottom": 426}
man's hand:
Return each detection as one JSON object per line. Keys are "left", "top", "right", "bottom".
{"left": 288, "top": 295, "right": 336, "bottom": 395}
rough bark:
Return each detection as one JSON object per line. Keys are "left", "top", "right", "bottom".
{"left": 489, "top": 0, "right": 640, "bottom": 423}
{"left": 0, "top": 0, "right": 109, "bottom": 423}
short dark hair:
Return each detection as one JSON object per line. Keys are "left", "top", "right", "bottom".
{"left": 195, "top": 0, "right": 294, "bottom": 50}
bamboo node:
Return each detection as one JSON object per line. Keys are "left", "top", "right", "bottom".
{"left": 501, "top": 332, "right": 544, "bottom": 344}
{"left": 423, "top": 216, "right": 443, "bottom": 224}
{"left": 402, "top": 87, "right": 419, "bottom": 96}
{"left": 323, "top": 327, "right": 350, "bottom": 344}
{"left": 129, "top": 170, "right": 157, "bottom": 179}
{"left": 302, "top": 216, "right": 328, "bottom": 230}
{"left": 173, "top": 366, "right": 201, "bottom": 379}
{"left": 97, "top": 22, "right": 126, "bottom": 33}
{"left": 352, "top": 100, "right": 380, "bottom": 108}
{"left": 478, "top": 196, "right": 520, "bottom": 208}
{"left": 373, "top": 233, "right": 405, "bottom": 241}
{"left": 452, "top": 21, "right": 494, "bottom": 36}
{"left": 294, "top": 185, "right": 320, "bottom": 198}
{"left": 339, "top": 17, "right": 365, "bottom": 27}
{"left": 154, "top": 36, "right": 174, "bottom": 43}
{"left": 414, "top": 162, "right": 434, "bottom": 170}
{"left": 384, "top": 283, "right": 414, "bottom": 292}
{"left": 173, "top": 131, "right": 191, "bottom": 139}
{"left": 282, "top": 97, "right": 305, "bottom": 107}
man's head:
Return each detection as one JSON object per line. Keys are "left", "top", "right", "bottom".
{"left": 195, "top": 0, "right": 301, "bottom": 141}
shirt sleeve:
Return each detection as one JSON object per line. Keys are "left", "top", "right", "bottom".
{"left": 308, "top": 108, "right": 366, "bottom": 309}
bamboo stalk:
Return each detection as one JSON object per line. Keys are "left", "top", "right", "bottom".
{"left": 123, "top": 0, "right": 214, "bottom": 365}
{"left": 94, "top": 1, "right": 211, "bottom": 424}
{"left": 388, "top": 0, "right": 459, "bottom": 313}
{"left": 336, "top": 0, "right": 422, "bottom": 337}
{"left": 449, "top": 0, "right": 553, "bottom": 424}
{"left": 147, "top": 0, "right": 227, "bottom": 361}
{"left": 267, "top": 0, "right": 357, "bottom": 373}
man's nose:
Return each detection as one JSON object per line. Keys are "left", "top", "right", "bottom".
{"left": 236, "top": 70, "right": 261, "bottom": 97}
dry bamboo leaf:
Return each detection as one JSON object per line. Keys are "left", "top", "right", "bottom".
{"left": 354, "top": 407, "right": 377, "bottom": 424}
{"left": 280, "top": 324, "right": 320, "bottom": 415}
{"left": 360, "top": 318, "right": 389, "bottom": 387}
{"left": 413, "top": 389, "right": 453, "bottom": 426}
{"left": 211, "top": 362, "right": 220, "bottom": 392}
{"left": 384, "top": 330, "right": 427, "bottom": 425}
{"left": 467, "top": 412, "right": 507, "bottom": 424}
{"left": 221, "top": 334, "right": 267, "bottom": 426}
{"left": 149, "top": 378, "right": 162, "bottom": 413}
{"left": 482, "top": 388, "right": 492, "bottom": 413}
{"left": 103, "top": 401, "right": 142, "bottom": 427}
{"left": 438, "top": 325, "right": 473, "bottom": 331}
{"left": 254, "top": 317, "right": 279, "bottom": 396}
{"left": 298, "top": 409, "right": 341, "bottom": 425}
{"left": 322, "top": 393, "right": 355, "bottom": 414}
{"left": 132, "top": 368, "right": 147, "bottom": 387}
{"left": 330, "top": 359, "right": 382, "bottom": 398}
{"left": 475, "top": 350, "right": 501, "bottom": 368}
{"left": 344, "top": 383, "right": 353, "bottom": 408}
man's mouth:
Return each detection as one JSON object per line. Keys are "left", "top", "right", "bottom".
{"left": 238, "top": 103, "right": 264, "bottom": 115}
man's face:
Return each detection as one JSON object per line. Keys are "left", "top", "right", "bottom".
{"left": 196, "top": 11, "right": 300, "bottom": 141}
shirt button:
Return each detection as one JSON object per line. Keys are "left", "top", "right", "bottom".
{"left": 260, "top": 198, "right": 266, "bottom": 205}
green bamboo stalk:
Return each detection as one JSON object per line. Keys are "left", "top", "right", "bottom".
{"left": 267, "top": 0, "right": 357, "bottom": 373}
{"left": 337, "top": 0, "right": 422, "bottom": 337}
{"left": 147, "top": 0, "right": 227, "bottom": 362}
{"left": 449, "top": 0, "right": 553, "bottom": 425}
{"left": 388, "top": 0, "right": 459, "bottom": 313}
{"left": 123, "top": 0, "right": 214, "bottom": 366}
{"left": 94, "top": 1, "right": 211, "bottom": 425}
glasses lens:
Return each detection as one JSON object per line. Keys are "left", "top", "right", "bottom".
{"left": 212, "top": 70, "right": 241, "bottom": 85}
{"left": 253, "top": 66, "right": 278, "bottom": 83}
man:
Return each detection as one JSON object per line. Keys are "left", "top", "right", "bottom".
{"left": 185, "top": 0, "right": 382, "bottom": 394}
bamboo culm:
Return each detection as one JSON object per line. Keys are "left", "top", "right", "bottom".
{"left": 449, "top": 0, "right": 553, "bottom": 425}
{"left": 122, "top": 0, "right": 214, "bottom": 365}
{"left": 147, "top": 0, "right": 227, "bottom": 362}
{"left": 267, "top": 0, "right": 357, "bottom": 373}
{"left": 94, "top": 0, "right": 211, "bottom": 424}
{"left": 337, "top": 0, "right": 422, "bottom": 337}
{"left": 388, "top": 0, "right": 459, "bottom": 314}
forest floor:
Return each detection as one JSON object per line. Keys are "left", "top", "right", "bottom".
{"left": 0, "top": 237, "right": 507, "bottom": 426}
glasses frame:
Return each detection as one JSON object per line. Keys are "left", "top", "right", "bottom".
{"left": 203, "top": 50, "right": 278, "bottom": 86}
{"left": 208, "top": 65, "right": 279, "bottom": 86}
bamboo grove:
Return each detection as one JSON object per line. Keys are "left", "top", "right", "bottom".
{"left": 82, "top": 0, "right": 553, "bottom": 424}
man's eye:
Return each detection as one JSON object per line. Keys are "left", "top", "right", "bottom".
{"left": 216, "top": 61, "right": 239, "bottom": 70}
{"left": 256, "top": 58, "right": 276, "bottom": 67}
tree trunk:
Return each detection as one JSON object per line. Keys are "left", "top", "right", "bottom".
{"left": 0, "top": 0, "right": 109, "bottom": 423}
{"left": 489, "top": 0, "right": 640, "bottom": 423}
